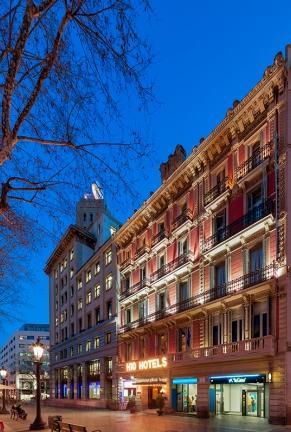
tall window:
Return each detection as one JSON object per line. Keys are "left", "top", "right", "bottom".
{"left": 105, "top": 274, "right": 113, "bottom": 290}
{"left": 158, "top": 254, "right": 165, "bottom": 269}
{"left": 86, "top": 290, "right": 92, "bottom": 304}
{"left": 158, "top": 333, "right": 168, "bottom": 354}
{"left": 86, "top": 269, "right": 92, "bottom": 283}
{"left": 157, "top": 291, "right": 166, "bottom": 311}
{"left": 178, "top": 237, "right": 188, "bottom": 256}
{"left": 215, "top": 262, "right": 226, "bottom": 293}
{"left": 214, "top": 209, "right": 226, "bottom": 242}
{"left": 77, "top": 298, "right": 83, "bottom": 310}
{"left": 94, "top": 337, "right": 100, "bottom": 349}
{"left": 105, "top": 332, "right": 112, "bottom": 344}
{"left": 94, "top": 284, "right": 100, "bottom": 298}
{"left": 105, "top": 249, "right": 112, "bottom": 265}
{"left": 247, "top": 185, "right": 262, "bottom": 211}
{"left": 86, "top": 340, "right": 91, "bottom": 352}
{"left": 140, "top": 265, "right": 146, "bottom": 281}
{"left": 94, "top": 262, "right": 100, "bottom": 275}
{"left": 139, "top": 299, "right": 147, "bottom": 319}
{"left": 212, "top": 324, "right": 221, "bottom": 346}
{"left": 232, "top": 319, "right": 243, "bottom": 342}
{"left": 178, "top": 327, "right": 191, "bottom": 352}
{"left": 106, "top": 300, "right": 113, "bottom": 319}
{"left": 87, "top": 313, "right": 92, "bottom": 329}
{"left": 249, "top": 244, "right": 263, "bottom": 272}
{"left": 179, "top": 281, "right": 188, "bottom": 302}
{"left": 126, "top": 308, "right": 131, "bottom": 323}
{"left": 95, "top": 307, "right": 101, "bottom": 324}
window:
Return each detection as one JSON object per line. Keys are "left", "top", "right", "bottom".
{"left": 212, "top": 324, "right": 221, "bottom": 346}
{"left": 126, "top": 308, "right": 131, "bottom": 324}
{"left": 216, "top": 168, "right": 225, "bottom": 185}
{"left": 106, "top": 300, "right": 113, "bottom": 319}
{"left": 105, "top": 248, "right": 112, "bottom": 265}
{"left": 140, "top": 265, "right": 146, "bottom": 281}
{"left": 179, "top": 281, "right": 188, "bottom": 302}
{"left": 94, "top": 284, "right": 100, "bottom": 298}
{"left": 71, "top": 323, "right": 74, "bottom": 336}
{"left": 86, "top": 270, "right": 92, "bottom": 283}
{"left": 247, "top": 185, "right": 262, "bottom": 211}
{"left": 249, "top": 244, "right": 263, "bottom": 272}
{"left": 178, "top": 327, "right": 191, "bottom": 352}
{"left": 86, "top": 290, "right": 92, "bottom": 304}
{"left": 54, "top": 269, "right": 58, "bottom": 279}
{"left": 70, "top": 346, "right": 74, "bottom": 357}
{"left": 86, "top": 340, "right": 91, "bottom": 352}
{"left": 70, "top": 286, "right": 74, "bottom": 297}
{"left": 139, "top": 299, "right": 147, "bottom": 319}
{"left": 95, "top": 307, "right": 101, "bottom": 324}
{"left": 94, "top": 337, "right": 100, "bottom": 349}
{"left": 215, "top": 262, "right": 226, "bottom": 288}
{"left": 178, "top": 237, "right": 188, "bottom": 256}
{"left": 158, "top": 221, "right": 165, "bottom": 233}
{"left": 87, "top": 313, "right": 92, "bottom": 329}
{"left": 79, "top": 318, "right": 83, "bottom": 332}
{"left": 77, "top": 344, "right": 82, "bottom": 354}
{"left": 231, "top": 319, "right": 243, "bottom": 342}
{"left": 105, "top": 332, "right": 112, "bottom": 344}
{"left": 105, "top": 357, "right": 112, "bottom": 374}
{"left": 70, "top": 248, "right": 74, "bottom": 261}
{"left": 55, "top": 301, "right": 58, "bottom": 311}
{"left": 90, "top": 213, "right": 93, "bottom": 222}
{"left": 124, "top": 276, "right": 130, "bottom": 291}
{"left": 139, "top": 336, "right": 147, "bottom": 359}
{"left": 157, "top": 291, "right": 166, "bottom": 311}
{"left": 88, "top": 360, "right": 100, "bottom": 375}
{"left": 55, "top": 318, "right": 58, "bottom": 327}
{"left": 214, "top": 209, "right": 226, "bottom": 241}
{"left": 105, "top": 274, "right": 113, "bottom": 290}
{"left": 77, "top": 279, "right": 82, "bottom": 290}
{"left": 94, "top": 262, "right": 100, "bottom": 275}
{"left": 158, "top": 333, "right": 168, "bottom": 354}
{"left": 126, "top": 342, "right": 133, "bottom": 361}
{"left": 70, "top": 268, "right": 74, "bottom": 278}
{"left": 64, "top": 258, "right": 67, "bottom": 269}
{"left": 158, "top": 254, "right": 165, "bottom": 269}
{"left": 78, "top": 298, "right": 83, "bottom": 310}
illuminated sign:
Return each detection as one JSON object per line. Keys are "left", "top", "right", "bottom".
{"left": 172, "top": 377, "right": 198, "bottom": 385}
{"left": 133, "top": 377, "right": 167, "bottom": 385}
{"left": 209, "top": 374, "right": 266, "bottom": 384}
{"left": 126, "top": 356, "right": 167, "bottom": 372}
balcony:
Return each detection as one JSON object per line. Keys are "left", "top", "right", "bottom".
{"left": 150, "top": 252, "right": 194, "bottom": 284}
{"left": 119, "top": 263, "right": 276, "bottom": 333}
{"left": 171, "top": 335, "right": 275, "bottom": 365}
{"left": 204, "top": 177, "right": 230, "bottom": 212}
{"left": 203, "top": 200, "right": 274, "bottom": 254}
{"left": 172, "top": 209, "right": 193, "bottom": 235}
{"left": 119, "top": 278, "right": 150, "bottom": 302}
{"left": 235, "top": 143, "right": 271, "bottom": 182}
{"left": 120, "top": 256, "right": 133, "bottom": 273}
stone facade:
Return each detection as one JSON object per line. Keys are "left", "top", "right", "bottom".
{"left": 114, "top": 48, "right": 290, "bottom": 424}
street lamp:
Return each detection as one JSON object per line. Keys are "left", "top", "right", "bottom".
{"left": 29, "top": 338, "right": 46, "bottom": 430}
{"left": 0, "top": 367, "right": 9, "bottom": 414}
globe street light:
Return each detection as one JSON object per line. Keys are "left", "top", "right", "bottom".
{"left": 0, "top": 367, "right": 9, "bottom": 414}
{"left": 29, "top": 338, "right": 46, "bottom": 430}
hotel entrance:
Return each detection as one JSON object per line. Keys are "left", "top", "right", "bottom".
{"left": 148, "top": 386, "right": 162, "bottom": 408}
{"left": 209, "top": 374, "right": 268, "bottom": 418}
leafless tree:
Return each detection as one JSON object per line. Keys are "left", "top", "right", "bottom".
{"left": 0, "top": 0, "right": 153, "bottom": 287}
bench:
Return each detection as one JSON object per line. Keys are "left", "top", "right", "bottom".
{"left": 60, "top": 422, "right": 101, "bottom": 432}
{"left": 48, "top": 415, "right": 62, "bottom": 432}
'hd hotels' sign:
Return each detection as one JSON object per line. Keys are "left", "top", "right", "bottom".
{"left": 126, "top": 356, "right": 167, "bottom": 372}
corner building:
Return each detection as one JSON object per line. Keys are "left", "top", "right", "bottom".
{"left": 45, "top": 192, "right": 120, "bottom": 408}
{"left": 115, "top": 48, "right": 291, "bottom": 424}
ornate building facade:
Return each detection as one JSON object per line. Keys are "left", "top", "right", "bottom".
{"left": 45, "top": 192, "right": 120, "bottom": 408}
{"left": 115, "top": 49, "right": 290, "bottom": 424}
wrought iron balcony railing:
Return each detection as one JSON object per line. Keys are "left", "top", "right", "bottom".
{"left": 204, "top": 177, "right": 229, "bottom": 206}
{"left": 150, "top": 252, "right": 193, "bottom": 283}
{"left": 151, "top": 230, "right": 167, "bottom": 247}
{"left": 119, "top": 278, "right": 150, "bottom": 301}
{"left": 119, "top": 263, "right": 276, "bottom": 333}
{"left": 235, "top": 143, "right": 271, "bottom": 181}
{"left": 135, "top": 245, "right": 149, "bottom": 259}
{"left": 172, "top": 209, "right": 193, "bottom": 231}
{"left": 203, "top": 200, "right": 274, "bottom": 253}
{"left": 120, "top": 256, "right": 132, "bottom": 270}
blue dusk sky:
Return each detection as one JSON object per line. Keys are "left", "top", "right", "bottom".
{"left": 1, "top": 0, "right": 291, "bottom": 345}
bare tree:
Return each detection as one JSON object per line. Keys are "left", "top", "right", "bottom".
{"left": 0, "top": 0, "right": 153, "bottom": 283}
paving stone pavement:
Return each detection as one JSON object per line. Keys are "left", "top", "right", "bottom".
{"left": 2, "top": 404, "right": 291, "bottom": 432}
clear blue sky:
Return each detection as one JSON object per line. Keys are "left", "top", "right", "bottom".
{"left": 1, "top": 0, "right": 291, "bottom": 345}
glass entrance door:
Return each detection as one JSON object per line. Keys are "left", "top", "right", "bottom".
{"left": 246, "top": 390, "right": 258, "bottom": 416}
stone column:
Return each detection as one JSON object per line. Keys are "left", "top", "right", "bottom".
{"left": 81, "top": 362, "right": 88, "bottom": 399}
{"left": 196, "top": 381, "right": 209, "bottom": 418}
{"left": 243, "top": 296, "right": 250, "bottom": 340}
{"left": 73, "top": 364, "right": 78, "bottom": 399}
{"left": 223, "top": 307, "right": 228, "bottom": 344}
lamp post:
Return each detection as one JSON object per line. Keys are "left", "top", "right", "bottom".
{"left": 0, "top": 367, "right": 9, "bottom": 414}
{"left": 29, "top": 338, "right": 46, "bottom": 430}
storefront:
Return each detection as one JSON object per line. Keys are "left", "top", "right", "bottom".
{"left": 171, "top": 377, "right": 198, "bottom": 414}
{"left": 119, "top": 356, "right": 169, "bottom": 409}
{"left": 209, "top": 374, "right": 269, "bottom": 418}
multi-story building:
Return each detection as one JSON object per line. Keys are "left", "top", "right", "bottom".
{"left": 0, "top": 324, "right": 50, "bottom": 400}
{"left": 45, "top": 190, "right": 120, "bottom": 408}
{"left": 115, "top": 49, "right": 291, "bottom": 424}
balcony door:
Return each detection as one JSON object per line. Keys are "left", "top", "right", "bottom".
{"left": 249, "top": 244, "right": 263, "bottom": 272}
{"left": 214, "top": 209, "right": 226, "bottom": 243}
{"left": 140, "top": 265, "right": 146, "bottom": 282}
{"left": 214, "top": 262, "right": 226, "bottom": 298}
{"left": 178, "top": 237, "right": 188, "bottom": 256}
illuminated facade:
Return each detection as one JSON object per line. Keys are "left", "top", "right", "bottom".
{"left": 115, "top": 48, "right": 291, "bottom": 424}
{"left": 45, "top": 192, "right": 120, "bottom": 408}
